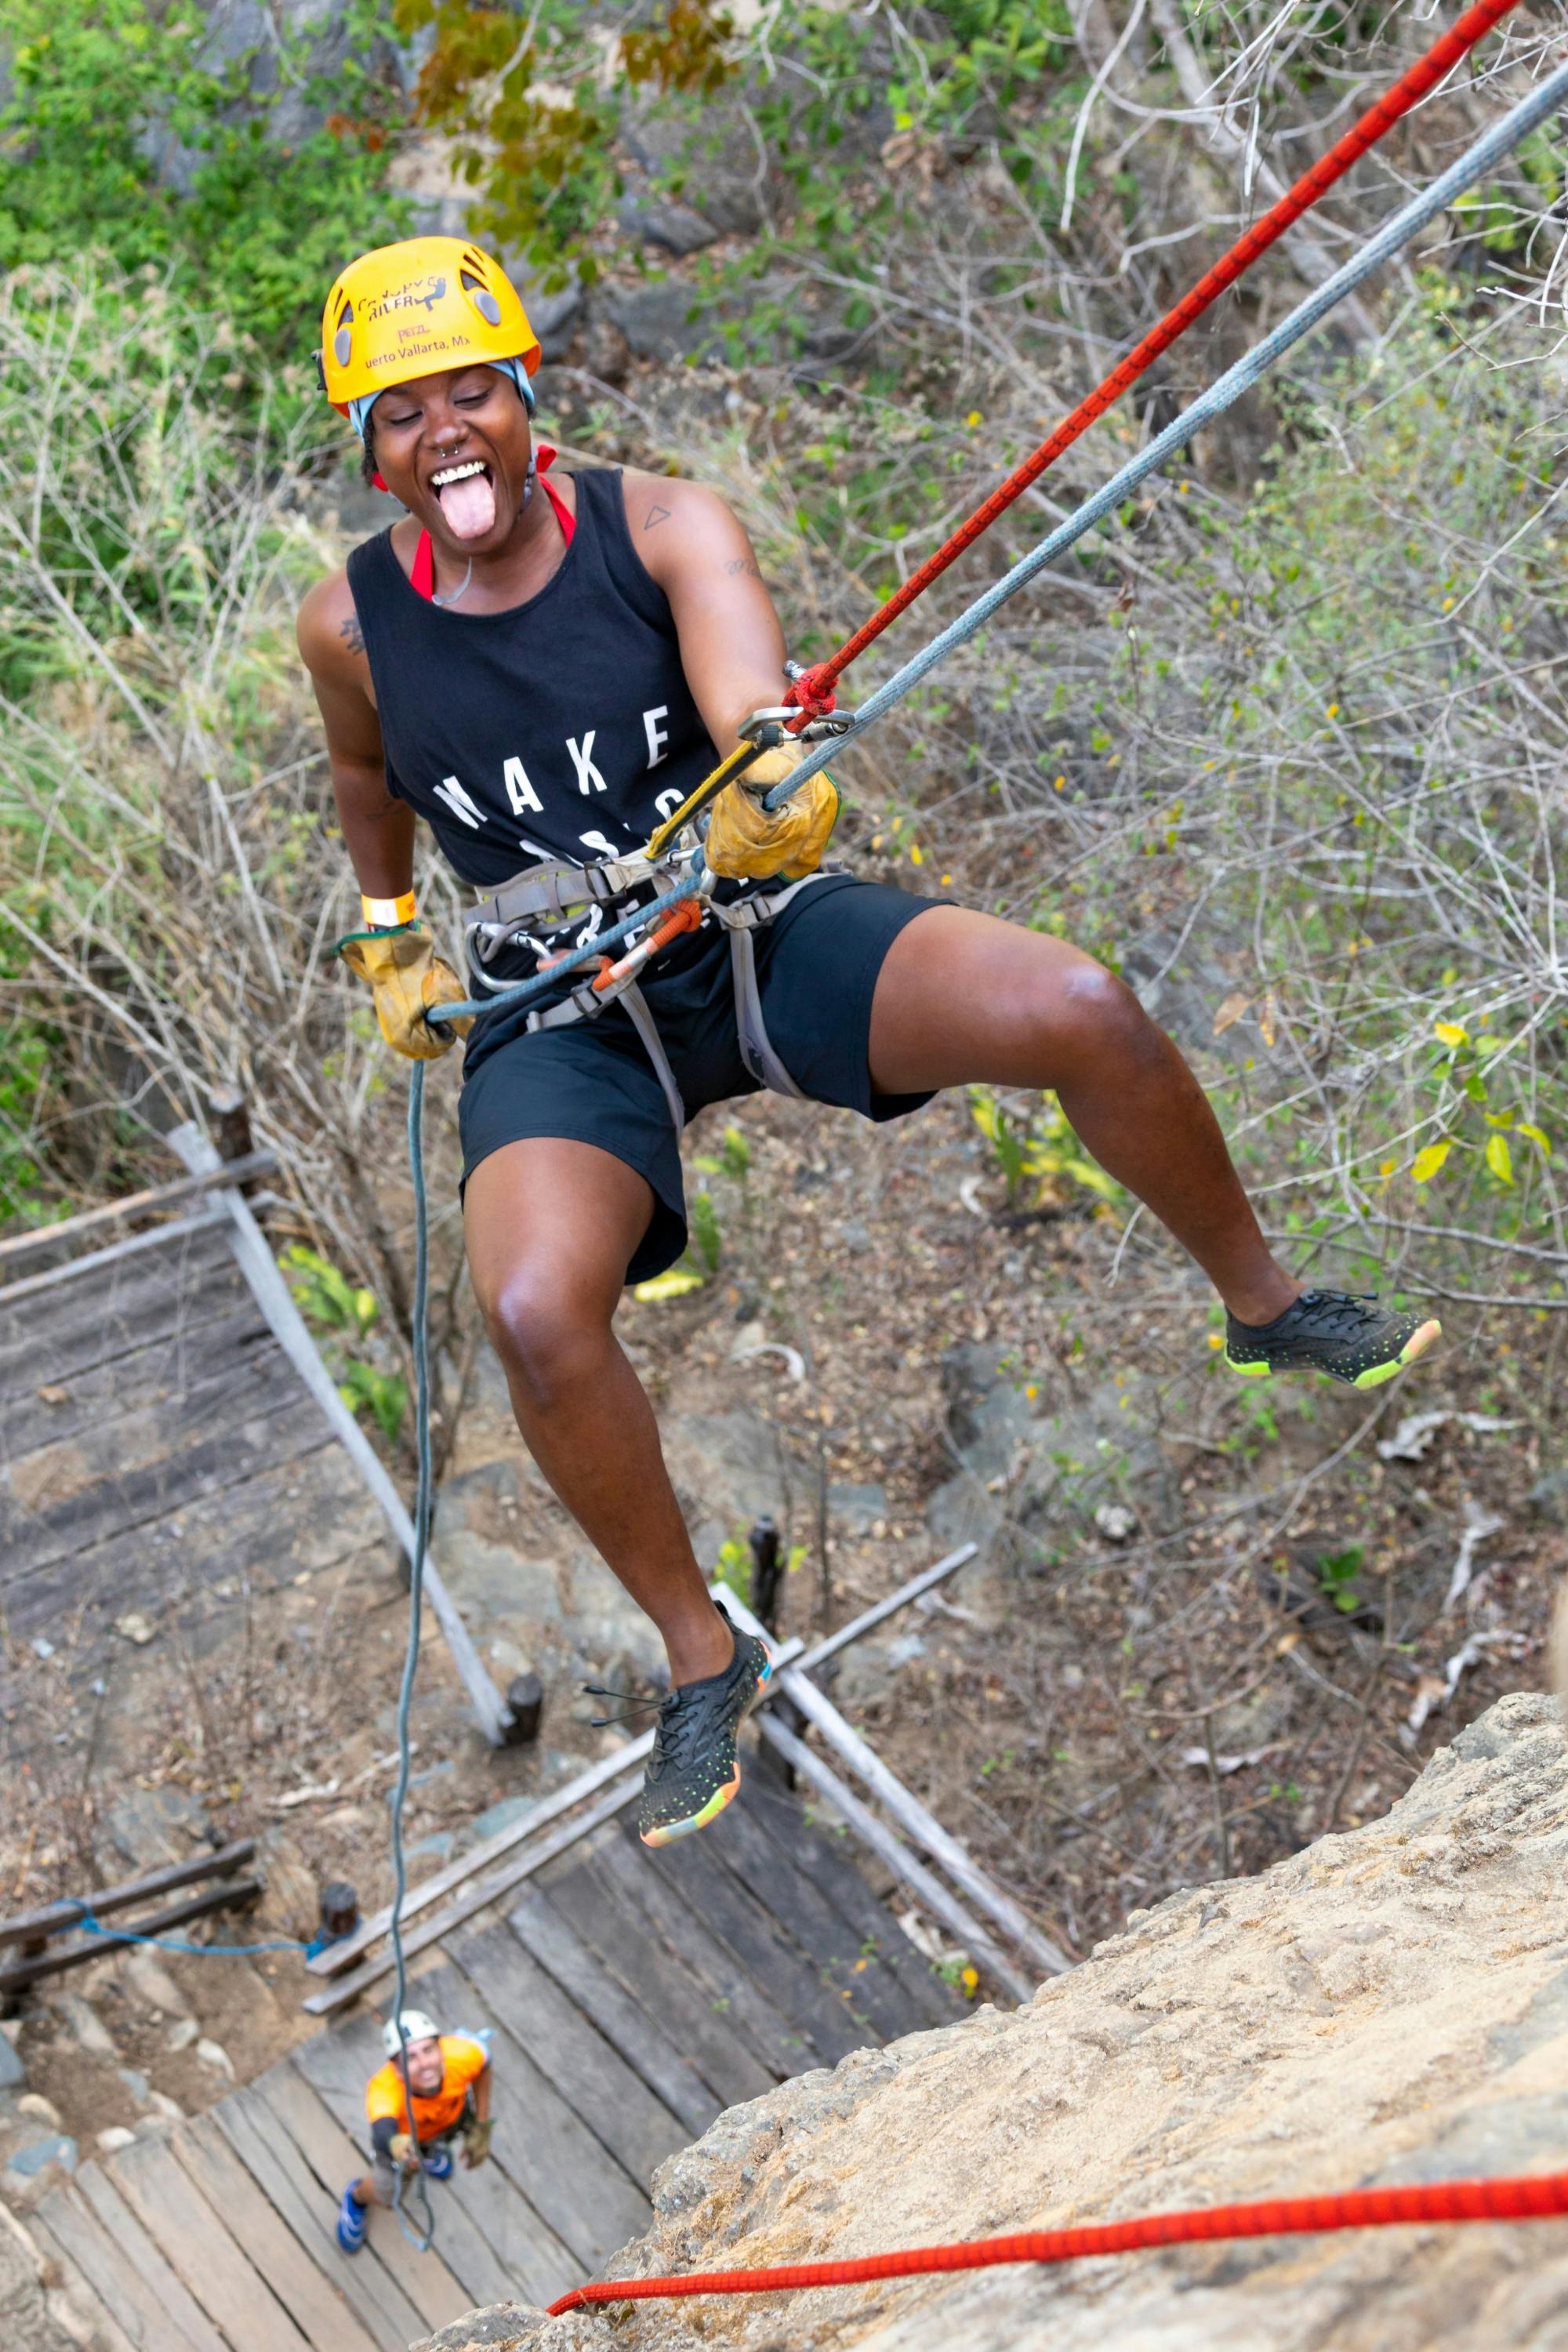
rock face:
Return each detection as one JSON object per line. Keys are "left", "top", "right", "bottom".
{"left": 423, "top": 1692, "right": 1568, "bottom": 2350}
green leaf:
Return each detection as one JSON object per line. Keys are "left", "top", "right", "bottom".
{"left": 1519, "top": 1122, "right": 1552, "bottom": 1156}
{"left": 690, "top": 1191, "right": 722, "bottom": 1274}
{"left": 1485, "top": 1132, "right": 1514, "bottom": 1185}
{"left": 633, "top": 1269, "right": 704, "bottom": 1302}
{"left": 338, "top": 1360, "right": 407, "bottom": 1446}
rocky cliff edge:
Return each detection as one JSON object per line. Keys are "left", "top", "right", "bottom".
{"left": 417, "top": 1690, "right": 1568, "bottom": 2351}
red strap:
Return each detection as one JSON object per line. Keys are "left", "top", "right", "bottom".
{"left": 410, "top": 445, "right": 572, "bottom": 601}
{"left": 536, "top": 443, "right": 575, "bottom": 548}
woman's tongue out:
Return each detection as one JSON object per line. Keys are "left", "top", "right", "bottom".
{"left": 437, "top": 466, "right": 497, "bottom": 541}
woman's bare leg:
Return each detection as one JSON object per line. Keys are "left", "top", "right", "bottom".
{"left": 463, "top": 1136, "right": 731, "bottom": 1686}
{"left": 869, "top": 906, "right": 1298, "bottom": 1325}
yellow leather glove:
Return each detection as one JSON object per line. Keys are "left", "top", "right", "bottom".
{"left": 461, "top": 2118, "right": 494, "bottom": 2169}
{"left": 388, "top": 2132, "right": 418, "bottom": 2169}
{"left": 339, "top": 924, "right": 472, "bottom": 1060}
{"left": 703, "top": 742, "right": 840, "bottom": 882}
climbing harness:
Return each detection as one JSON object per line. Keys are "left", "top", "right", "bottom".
{"left": 546, "top": 2168, "right": 1568, "bottom": 2314}
{"left": 380, "top": 2, "right": 1564, "bottom": 2273}
{"left": 462, "top": 848, "right": 836, "bottom": 1128}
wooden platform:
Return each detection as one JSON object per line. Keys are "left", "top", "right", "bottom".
{"left": 0, "top": 1218, "right": 371, "bottom": 1714}
{"left": 31, "top": 1774, "right": 961, "bottom": 2349}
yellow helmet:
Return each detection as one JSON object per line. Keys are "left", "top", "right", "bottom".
{"left": 320, "top": 237, "right": 541, "bottom": 423}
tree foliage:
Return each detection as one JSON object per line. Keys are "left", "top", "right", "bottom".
{"left": 0, "top": 0, "right": 406, "bottom": 357}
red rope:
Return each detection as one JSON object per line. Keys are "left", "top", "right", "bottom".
{"left": 785, "top": 0, "right": 1523, "bottom": 724}
{"left": 547, "top": 2167, "right": 1568, "bottom": 2314}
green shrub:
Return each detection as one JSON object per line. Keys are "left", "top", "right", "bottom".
{"left": 0, "top": 0, "right": 406, "bottom": 364}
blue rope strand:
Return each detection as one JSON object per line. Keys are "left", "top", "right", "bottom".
{"left": 74, "top": 1911, "right": 314, "bottom": 1958}
{"left": 385, "top": 1058, "right": 437, "bottom": 2255}
{"left": 764, "top": 56, "right": 1568, "bottom": 810}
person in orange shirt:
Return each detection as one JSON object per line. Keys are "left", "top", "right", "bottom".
{"left": 336, "top": 2009, "right": 493, "bottom": 2252}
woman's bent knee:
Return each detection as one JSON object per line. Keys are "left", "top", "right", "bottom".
{"left": 479, "top": 1267, "right": 610, "bottom": 1407}
{"left": 1060, "top": 960, "right": 1153, "bottom": 1050}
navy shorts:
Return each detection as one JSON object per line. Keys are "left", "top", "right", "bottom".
{"left": 459, "top": 874, "right": 940, "bottom": 1283}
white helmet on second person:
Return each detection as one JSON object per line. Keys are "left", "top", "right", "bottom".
{"left": 383, "top": 2009, "right": 440, "bottom": 2058}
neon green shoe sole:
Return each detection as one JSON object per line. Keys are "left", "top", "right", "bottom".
{"left": 1223, "top": 1295, "right": 1442, "bottom": 1388}
{"left": 639, "top": 1768, "right": 742, "bottom": 1849}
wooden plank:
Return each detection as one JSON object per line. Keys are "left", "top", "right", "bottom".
{"left": 724, "top": 1584, "right": 1070, "bottom": 1981}
{"left": 213, "top": 2084, "right": 423, "bottom": 2352}
{"left": 0, "top": 1229, "right": 243, "bottom": 1388}
{"left": 744, "top": 1766, "right": 960, "bottom": 2031}
{"left": 293, "top": 1998, "right": 577, "bottom": 2314}
{"left": 646, "top": 1824, "right": 869, "bottom": 2067}
{"left": 73, "top": 2161, "right": 227, "bottom": 2352}
{"left": 168, "top": 1123, "right": 510, "bottom": 1748}
{"left": 249, "top": 2063, "right": 470, "bottom": 2339}
{"left": 32, "top": 2187, "right": 194, "bottom": 2352}
{"left": 303, "top": 1777, "right": 643, "bottom": 2016}
{"left": 449, "top": 1915, "right": 688, "bottom": 2188}
{"left": 0, "top": 1436, "right": 357, "bottom": 1657}
{"left": 540, "top": 1848, "right": 774, "bottom": 2113}
{"left": 2, "top": 1306, "right": 278, "bottom": 1465}
{"left": 306, "top": 1747, "right": 654, "bottom": 1981}
{"left": 25, "top": 2207, "right": 141, "bottom": 2352}
{"left": 0, "top": 1367, "right": 331, "bottom": 1588}
{"left": 0, "top": 1839, "right": 256, "bottom": 1952}
{"left": 0, "top": 1219, "right": 238, "bottom": 1359}
{"left": 702, "top": 1794, "right": 920, "bottom": 2046}
{"left": 0, "top": 1152, "right": 277, "bottom": 1268}
{"left": 109, "top": 2132, "right": 310, "bottom": 2352}
{"left": 0, "top": 1207, "right": 233, "bottom": 1309}
{"left": 506, "top": 1882, "right": 718, "bottom": 2137}
{"left": 282, "top": 2040, "right": 517, "bottom": 2318}
{"left": 590, "top": 1831, "right": 814, "bottom": 2085}
{"left": 433, "top": 1968, "right": 652, "bottom": 2282}
{"left": 759, "top": 1713, "right": 1036, "bottom": 2004}
{"left": 307, "top": 1644, "right": 808, "bottom": 1983}
{"left": 174, "top": 2113, "right": 383, "bottom": 2352}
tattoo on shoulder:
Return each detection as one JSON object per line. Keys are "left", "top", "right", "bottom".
{"left": 644, "top": 503, "right": 672, "bottom": 531}
{"left": 339, "top": 609, "right": 365, "bottom": 657}
{"left": 724, "top": 557, "right": 762, "bottom": 579}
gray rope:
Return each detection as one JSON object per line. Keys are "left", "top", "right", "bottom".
{"left": 767, "top": 53, "right": 1568, "bottom": 808}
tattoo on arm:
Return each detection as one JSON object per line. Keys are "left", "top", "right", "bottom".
{"left": 724, "top": 557, "right": 762, "bottom": 579}
{"left": 339, "top": 609, "right": 365, "bottom": 657}
{"left": 644, "top": 503, "right": 672, "bottom": 531}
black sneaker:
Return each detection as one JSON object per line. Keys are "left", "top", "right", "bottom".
{"left": 637, "top": 1604, "right": 773, "bottom": 1849}
{"left": 1225, "top": 1288, "right": 1441, "bottom": 1389}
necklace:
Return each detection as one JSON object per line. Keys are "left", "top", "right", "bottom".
{"left": 430, "top": 558, "right": 474, "bottom": 609}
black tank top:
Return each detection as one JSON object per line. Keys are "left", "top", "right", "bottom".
{"left": 347, "top": 470, "right": 718, "bottom": 895}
